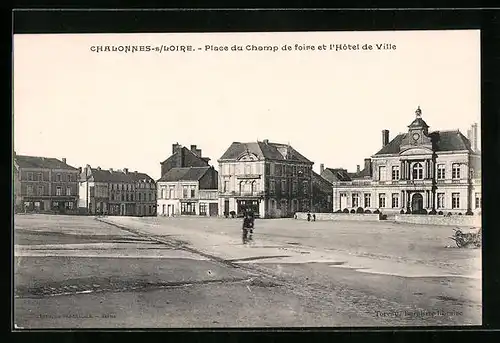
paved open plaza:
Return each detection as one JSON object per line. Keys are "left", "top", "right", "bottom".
{"left": 14, "top": 214, "right": 481, "bottom": 328}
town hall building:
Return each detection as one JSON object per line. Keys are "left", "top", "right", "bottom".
{"left": 324, "top": 107, "right": 481, "bottom": 215}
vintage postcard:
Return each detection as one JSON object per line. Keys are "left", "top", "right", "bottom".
{"left": 13, "top": 29, "right": 481, "bottom": 328}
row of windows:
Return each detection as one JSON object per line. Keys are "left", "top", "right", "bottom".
{"left": 159, "top": 186, "right": 197, "bottom": 199}
{"left": 269, "top": 180, "right": 308, "bottom": 195}
{"left": 24, "top": 172, "right": 76, "bottom": 182}
{"left": 109, "top": 192, "right": 156, "bottom": 202}
{"left": 378, "top": 163, "right": 471, "bottom": 181}
{"left": 26, "top": 185, "right": 73, "bottom": 196}
{"left": 109, "top": 182, "right": 155, "bottom": 191}
{"left": 341, "top": 192, "right": 482, "bottom": 209}
{"left": 266, "top": 163, "right": 311, "bottom": 177}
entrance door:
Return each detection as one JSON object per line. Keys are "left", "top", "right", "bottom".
{"left": 209, "top": 203, "right": 218, "bottom": 216}
{"left": 411, "top": 193, "right": 424, "bottom": 213}
{"left": 162, "top": 204, "right": 166, "bottom": 215}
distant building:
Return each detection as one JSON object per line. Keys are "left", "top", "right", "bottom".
{"left": 312, "top": 167, "right": 333, "bottom": 213}
{"left": 160, "top": 143, "right": 211, "bottom": 177}
{"left": 13, "top": 152, "right": 79, "bottom": 213}
{"left": 157, "top": 166, "right": 219, "bottom": 216}
{"left": 218, "top": 140, "right": 313, "bottom": 218}
{"left": 79, "top": 166, "right": 157, "bottom": 216}
{"left": 328, "top": 107, "right": 481, "bottom": 214}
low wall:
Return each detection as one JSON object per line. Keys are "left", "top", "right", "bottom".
{"left": 394, "top": 214, "right": 481, "bottom": 227}
{"left": 295, "top": 212, "right": 380, "bottom": 221}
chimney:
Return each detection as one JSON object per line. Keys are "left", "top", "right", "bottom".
{"left": 196, "top": 149, "right": 202, "bottom": 157}
{"left": 190, "top": 145, "right": 197, "bottom": 154}
{"left": 123, "top": 168, "right": 128, "bottom": 174}
{"left": 172, "top": 142, "right": 181, "bottom": 155}
{"left": 78, "top": 167, "right": 82, "bottom": 173}
{"left": 356, "top": 165, "right": 361, "bottom": 173}
{"left": 472, "top": 123, "right": 478, "bottom": 151}
{"left": 382, "top": 130, "right": 389, "bottom": 147}
{"left": 62, "top": 158, "right": 67, "bottom": 164}
{"left": 364, "top": 158, "right": 372, "bottom": 173}
{"left": 320, "top": 163, "right": 324, "bottom": 175}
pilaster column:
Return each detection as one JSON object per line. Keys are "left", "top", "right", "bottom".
{"left": 401, "top": 190, "right": 405, "bottom": 208}
{"left": 401, "top": 161, "right": 405, "bottom": 180}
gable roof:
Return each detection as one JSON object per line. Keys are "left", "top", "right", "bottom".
{"left": 323, "top": 168, "right": 352, "bottom": 182}
{"left": 161, "top": 147, "right": 210, "bottom": 166}
{"left": 219, "top": 141, "right": 312, "bottom": 163}
{"left": 158, "top": 167, "right": 211, "bottom": 182}
{"left": 312, "top": 171, "right": 333, "bottom": 191}
{"left": 374, "top": 130, "right": 473, "bottom": 156}
{"left": 90, "top": 169, "right": 154, "bottom": 183}
{"left": 15, "top": 155, "right": 78, "bottom": 170}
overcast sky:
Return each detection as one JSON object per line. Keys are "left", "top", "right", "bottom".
{"left": 13, "top": 30, "right": 480, "bottom": 180}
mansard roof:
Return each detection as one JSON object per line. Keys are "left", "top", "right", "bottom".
{"left": 219, "top": 141, "right": 312, "bottom": 163}
{"left": 90, "top": 169, "right": 154, "bottom": 183}
{"left": 15, "top": 155, "right": 78, "bottom": 170}
{"left": 374, "top": 130, "right": 473, "bottom": 156}
{"left": 158, "top": 166, "right": 212, "bottom": 182}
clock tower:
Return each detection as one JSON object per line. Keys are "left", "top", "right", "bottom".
{"left": 400, "top": 106, "right": 433, "bottom": 151}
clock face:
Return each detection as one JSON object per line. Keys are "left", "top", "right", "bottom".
{"left": 412, "top": 133, "right": 420, "bottom": 141}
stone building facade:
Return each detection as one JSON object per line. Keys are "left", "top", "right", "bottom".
{"left": 218, "top": 140, "right": 313, "bottom": 218}
{"left": 157, "top": 166, "right": 219, "bottom": 216}
{"left": 324, "top": 107, "right": 481, "bottom": 215}
{"left": 13, "top": 153, "right": 80, "bottom": 213}
{"left": 78, "top": 166, "right": 157, "bottom": 216}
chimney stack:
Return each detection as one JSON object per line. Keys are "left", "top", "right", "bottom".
{"left": 62, "top": 158, "right": 67, "bottom": 164}
{"left": 472, "top": 123, "right": 478, "bottom": 151}
{"left": 123, "top": 168, "right": 128, "bottom": 174}
{"left": 172, "top": 142, "right": 181, "bottom": 155}
{"left": 356, "top": 165, "right": 361, "bottom": 173}
{"left": 320, "top": 163, "right": 324, "bottom": 175}
{"left": 364, "top": 158, "right": 372, "bottom": 174}
{"left": 382, "top": 130, "right": 389, "bottom": 147}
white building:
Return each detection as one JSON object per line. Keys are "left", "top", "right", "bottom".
{"left": 157, "top": 166, "right": 219, "bottom": 216}
{"left": 323, "top": 107, "right": 481, "bottom": 215}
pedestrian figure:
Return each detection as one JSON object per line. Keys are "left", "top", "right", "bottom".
{"left": 294, "top": 213, "right": 297, "bottom": 220}
{"left": 307, "top": 212, "right": 311, "bottom": 222}
{"left": 313, "top": 213, "right": 316, "bottom": 221}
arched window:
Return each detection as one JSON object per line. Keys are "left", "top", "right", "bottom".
{"left": 412, "top": 163, "right": 423, "bottom": 180}
{"left": 239, "top": 181, "right": 244, "bottom": 193}
{"left": 251, "top": 181, "right": 256, "bottom": 193}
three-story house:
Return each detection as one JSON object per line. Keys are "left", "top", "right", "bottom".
{"left": 157, "top": 166, "right": 218, "bottom": 216}
{"left": 218, "top": 140, "right": 314, "bottom": 218}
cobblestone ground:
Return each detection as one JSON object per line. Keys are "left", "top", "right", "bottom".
{"left": 14, "top": 214, "right": 481, "bottom": 328}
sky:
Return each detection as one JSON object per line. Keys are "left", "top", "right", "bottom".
{"left": 13, "top": 30, "right": 480, "bottom": 180}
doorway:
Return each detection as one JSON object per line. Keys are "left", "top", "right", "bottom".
{"left": 411, "top": 193, "right": 424, "bottom": 213}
